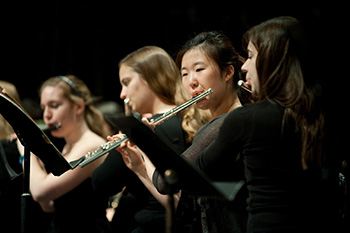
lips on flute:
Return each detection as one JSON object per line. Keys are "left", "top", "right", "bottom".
{"left": 42, "top": 123, "right": 62, "bottom": 133}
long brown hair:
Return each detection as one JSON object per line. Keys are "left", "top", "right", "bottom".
{"left": 39, "top": 75, "right": 107, "bottom": 138}
{"left": 119, "top": 46, "right": 210, "bottom": 143}
{"left": 243, "top": 16, "right": 324, "bottom": 170}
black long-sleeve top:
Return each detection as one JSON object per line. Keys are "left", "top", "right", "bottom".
{"left": 196, "top": 100, "right": 325, "bottom": 232}
{"left": 92, "top": 114, "right": 189, "bottom": 233}
{"left": 153, "top": 113, "right": 247, "bottom": 233}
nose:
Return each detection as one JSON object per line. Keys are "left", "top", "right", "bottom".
{"left": 120, "top": 87, "right": 127, "bottom": 100}
{"left": 189, "top": 73, "right": 199, "bottom": 89}
{"left": 241, "top": 61, "right": 248, "bottom": 73}
{"left": 42, "top": 107, "right": 52, "bottom": 121}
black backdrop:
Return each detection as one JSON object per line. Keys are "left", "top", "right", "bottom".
{"left": 3, "top": 1, "right": 323, "bottom": 105}
{"left": 2, "top": 2, "right": 350, "bottom": 229}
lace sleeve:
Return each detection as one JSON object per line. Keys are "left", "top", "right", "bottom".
{"left": 152, "top": 115, "right": 227, "bottom": 194}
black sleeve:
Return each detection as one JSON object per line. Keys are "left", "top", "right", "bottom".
{"left": 92, "top": 115, "right": 189, "bottom": 197}
{"left": 153, "top": 114, "right": 228, "bottom": 193}
{"left": 196, "top": 108, "right": 246, "bottom": 181}
{"left": 153, "top": 114, "right": 189, "bottom": 155}
{"left": 92, "top": 149, "right": 136, "bottom": 196}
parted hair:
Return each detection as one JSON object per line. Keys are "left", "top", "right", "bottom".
{"left": 175, "top": 31, "right": 251, "bottom": 105}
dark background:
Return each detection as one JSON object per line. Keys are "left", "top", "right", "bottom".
{"left": 3, "top": 1, "right": 324, "bottom": 106}
{"left": 1, "top": 1, "right": 343, "bottom": 148}
{"left": 2, "top": 2, "right": 349, "bottom": 228}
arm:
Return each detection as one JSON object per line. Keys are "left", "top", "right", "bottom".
{"left": 115, "top": 138, "right": 180, "bottom": 208}
{"left": 196, "top": 109, "right": 245, "bottom": 180}
{"left": 29, "top": 137, "right": 106, "bottom": 204}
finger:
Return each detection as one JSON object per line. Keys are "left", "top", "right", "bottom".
{"left": 117, "top": 140, "right": 127, "bottom": 150}
{"left": 127, "top": 140, "right": 136, "bottom": 147}
{"left": 120, "top": 150, "right": 131, "bottom": 166}
{"left": 141, "top": 117, "right": 155, "bottom": 129}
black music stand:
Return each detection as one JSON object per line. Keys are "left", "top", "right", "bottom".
{"left": 0, "top": 87, "right": 76, "bottom": 233}
{"left": 113, "top": 116, "right": 245, "bottom": 233}
{"left": 0, "top": 141, "right": 22, "bottom": 186}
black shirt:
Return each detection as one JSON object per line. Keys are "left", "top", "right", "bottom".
{"left": 197, "top": 100, "right": 326, "bottom": 232}
{"left": 154, "top": 113, "right": 247, "bottom": 233}
{"left": 92, "top": 114, "right": 189, "bottom": 233}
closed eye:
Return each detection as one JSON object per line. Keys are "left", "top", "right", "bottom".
{"left": 121, "top": 79, "right": 130, "bottom": 86}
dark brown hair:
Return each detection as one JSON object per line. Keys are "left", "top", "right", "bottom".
{"left": 242, "top": 16, "right": 324, "bottom": 170}
{"left": 176, "top": 31, "right": 251, "bottom": 105}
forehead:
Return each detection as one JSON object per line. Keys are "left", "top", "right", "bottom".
{"left": 182, "top": 48, "right": 212, "bottom": 67}
{"left": 119, "top": 64, "right": 140, "bottom": 80}
{"left": 41, "top": 85, "right": 65, "bottom": 102}
{"left": 247, "top": 41, "right": 258, "bottom": 53}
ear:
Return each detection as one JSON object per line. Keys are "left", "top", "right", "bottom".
{"left": 224, "top": 65, "right": 235, "bottom": 82}
{"left": 75, "top": 98, "right": 85, "bottom": 116}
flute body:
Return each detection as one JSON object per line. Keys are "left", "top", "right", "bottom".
{"left": 78, "top": 88, "right": 213, "bottom": 167}
{"left": 150, "top": 88, "right": 213, "bottom": 125}
{"left": 79, "top": 136, "right": 129, "bottom": 167}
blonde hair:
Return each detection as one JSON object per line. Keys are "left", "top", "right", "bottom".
{"left": 39, "top": 75, "right": 108, "bottom": 138}
{"left": 119, "top": 46, "right": 210, "bottom": 142}
{"left": 0, "top": 81, "right": 21, "bottom": 140}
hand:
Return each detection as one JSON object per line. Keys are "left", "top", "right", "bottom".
{"left": 107, "top": 132, "right": 126, "bottom": 142}
{"left": 116, "top": 140, "right": 147, "bottom": 176}
{"left": 141, "top": 113, "right": 156, "bottom": 131}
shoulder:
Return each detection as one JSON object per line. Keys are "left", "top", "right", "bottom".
{"left": 227, "top": 100, "right": 284, "bottom": 120}
{"left": 70, "top": 131, "right": 106, "bottom": 161}
{"left": 223, "top": 100, "right": 285, "bottom": 138}
{"left": 154, "top": 114, "right": 183, "bottom": 135}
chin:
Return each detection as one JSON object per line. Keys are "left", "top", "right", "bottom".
{"left": 50, "top": 131, "right": 63, "bottom": 138}
{"left": 196, "top": 101, "right": 209, "bottom": 110}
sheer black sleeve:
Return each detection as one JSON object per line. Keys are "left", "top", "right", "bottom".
{"left": 153, "top": 114, "right": 229, "bottom": 193}
{"left": 196, "top": 107, "right": 246, "bottom": 181}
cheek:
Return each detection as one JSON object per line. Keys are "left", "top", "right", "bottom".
{"left": 58, "top": 104, "right": 75, "bottom": 121}
{"left": 182, "top": 78, "right": 191, "bottom": 94}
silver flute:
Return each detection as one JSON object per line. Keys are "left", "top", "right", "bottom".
{"left": 237, "top": 80, "right": 252, "bottom": 93}
{"left": 41, "top": 123, "right": 62, "bottom": 133}
{"left": 150, "top": 88, "right": 213, "bottom": 125}
{"left": 78, "top": 88, "right": 213, "bottom": 167}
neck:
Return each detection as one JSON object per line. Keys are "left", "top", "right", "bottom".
{"left": 211, "top": 95, "right": 241, "bottom": 119}
{"left": 62, "top": 119, "right": 89, "bottom": 155}
{"left": 151, "top": 98, "right": 175, "bottom": 115}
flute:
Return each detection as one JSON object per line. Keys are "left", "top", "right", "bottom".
{"left": 79, "top": 136, "right": 129, "bottom": 167}
{"left": 42, "top": 123, "right": 62, "bottom": 133}
{"left": 78, "top": 88, "right": 213, "bottom": 167}
{"left": 124, "top": 98, "right": 131, "bottom": 116}
{"left": 237, "top": 80, "right": 252, "bottom": 93}
{"left": 150, "top": 88, "right": 213, "bottom": 125}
